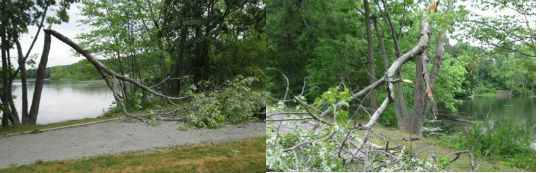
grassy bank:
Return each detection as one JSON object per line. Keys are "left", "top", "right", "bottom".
{"left": 0, "top": 137, "right": 265, "bottom": 173}
{"left": 358, "top": 121, "right": 528, "bottom": 172}
{"left": 0, "top": 112, "right": 124, "bottom": 137}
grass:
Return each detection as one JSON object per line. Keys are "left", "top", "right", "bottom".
{"left": 0, "top": 137, "right": 266, "bottom": 173}
{"left": 0, "top": 112, "right": 124, "bottom": 137}
{"left": 355, "top": 119, "right": 528, "bottom": 172}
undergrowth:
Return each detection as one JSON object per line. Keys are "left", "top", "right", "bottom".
{"left": 439, "top": 119, "right": 535, "bottom": 170}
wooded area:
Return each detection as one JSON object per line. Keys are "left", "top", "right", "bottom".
{"left": 0, "top": 0, "right": 265, "bottom": 127}
{"left": 266, "top": 0, "right": 535, "bottom": 171}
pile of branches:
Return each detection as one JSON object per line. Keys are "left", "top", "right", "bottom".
{"left": 265, "top": 1, "right": 475, "bottom": 171}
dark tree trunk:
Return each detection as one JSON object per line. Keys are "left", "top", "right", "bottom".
{"left": 6, "top": 48, "right": 20, "bottom": 125}
{"left": 378, "top": 0, "right": 411, "bottom": 131}
{"left": 27, "top": 29, "right": 51, "bottom": 125}
{"left": 412, "top": 51, "right": 428, "bottom": 137}
{"left": 363, "top": 0, "right": 377, "bottom": 112}
{"left": 16, "top": 41, "right": 29, "bottom": 121}
{"left": 170, "top": 29, "right": 187, "bottom": 96}
{"left": 1, "top": 48, "right": 11, "bottom": 127}
{"left": 158, "top": 53, "right": 169, "bottom": 95}
{"left": 1, "top": 28, "right": 20, "bottom": 126}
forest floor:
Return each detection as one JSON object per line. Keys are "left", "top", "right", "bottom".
{"left": 268, "top": 113, "right": 527, "bottom": 172}
{"left": 0, "top": 119, "right": 265, "bottom": 169}
{"left": 361, "top": 123, "right": 526, "bottom": 172}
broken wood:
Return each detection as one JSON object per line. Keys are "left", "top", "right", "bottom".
{"left": 42, "top": 28, "right": 188, "bottom": 121}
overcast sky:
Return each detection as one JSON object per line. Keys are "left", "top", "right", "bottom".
{"left": 13, "top": 1, "right": 533, "bottom": 68}
{"left": 15, "top": 3, "right": 87, "bottom": 68}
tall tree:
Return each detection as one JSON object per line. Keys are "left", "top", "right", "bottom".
{"left": 363, "top": 0, "right": 377, "bottom": 112}
{"left": 0, "top": 0, "right": 73, "bottom": 126}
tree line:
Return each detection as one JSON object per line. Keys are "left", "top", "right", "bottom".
{"left": 266, "top": 0, "right": 535, "bottom": 137}
{"left": 0, "top": 0, "right": 265, "bottom": 127}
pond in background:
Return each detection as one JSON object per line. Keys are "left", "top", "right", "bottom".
{"left": 449, "top": 96, "right": 536, "bottom": 149}
{"left": 12, "top": 80, "right": 114, "bottom": 125}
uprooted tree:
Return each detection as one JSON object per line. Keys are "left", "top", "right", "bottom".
{"left": 266, "top": 0, "right": 475, "bottom": 171}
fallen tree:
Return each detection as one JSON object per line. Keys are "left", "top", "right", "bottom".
{"left": 266, "top": 0, "right": 475, "bottom": 171}
{"left": 36, "top": 28, "right": 189, "bottom": 122}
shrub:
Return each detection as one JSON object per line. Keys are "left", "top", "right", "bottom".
{"left": 185, "top": 76, "right": 263, "bottom": 128}
{"left": 440, "top": 119, "right": 535, "bottom": 169}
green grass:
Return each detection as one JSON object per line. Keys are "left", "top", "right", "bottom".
{"left": 0, "top": 137, "right": 266, "bottom": 173}
{"left": 355, "top": 119, "right": 529, "bottom": 172}
{"left": 0, "top": 112, "right": 124, "bottom": 137}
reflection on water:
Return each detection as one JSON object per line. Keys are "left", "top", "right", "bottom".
{"left": 457, "top": 96, "right": 535, "bottom": 130}
{"left": 12, "top": 80, "right": 114, "bottom": 125}
{"left": 456, "top": 96, "right": 536, "bottom": 149}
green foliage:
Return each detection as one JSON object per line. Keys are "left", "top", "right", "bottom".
{"left": 440, "top": 119, "right": 535, "bottom": 169}
{"left": 146, "top": 111, "right": 159, "bottom": 126}
{"left": 177, "top": 125, "right": 190, "bottom": 131}
{"left": 185, "top": 76, "right": 263, "bottom": 129}
{"left": 266, "top": 123, "right": 345, "bottom": 172}
{"left": 432, "top": 57, "right": 467, "bottom": 112}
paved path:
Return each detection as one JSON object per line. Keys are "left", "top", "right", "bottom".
{"left": 0, "top": 119, "right": 264, "bottom": 168}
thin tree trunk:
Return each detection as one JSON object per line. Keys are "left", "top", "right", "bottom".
{"left": 6, "top": 48, "right": 20, "bottom": 125}
{"left": 158, "top": 53, "right": 169, "bottom": 95}
{"left": 424, "top": 0, "right": 454, "bottom": 120}
{"left": 429, "top": 0, "right": 454, "bottom": 84}
{"left": 363, "top": 0, "right": 377, "bottom": 112}
{"left": 1, "top": 29, "right": 20, "bottom": 126}
{"left": 1, "top": 48, "right": 11, "bottom": 127}
{"left": 379, "top": 0, "right": 410, "bottom": 131}
{"left": 27, "top": 28, "right": 52, "bottom": 125}
{"left": 16, "top": 41, "right": 29, "bottom": 122}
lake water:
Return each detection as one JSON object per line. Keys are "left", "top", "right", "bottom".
{"left": 12, "top": 80, "right": 114, "bottom": 125}
{"left": 449, "top": 96, "right": 536, "bottom": 149}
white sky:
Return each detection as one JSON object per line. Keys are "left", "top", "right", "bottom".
{"left": 12, "top": 1, "right": 534, "bottom": 68}
{"left": 13, "top": 3, "right": 87, "bottom": 68}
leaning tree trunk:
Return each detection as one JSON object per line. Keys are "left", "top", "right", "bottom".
{"left": 26, "top": 29, "right": 52, "bottom": 125}
{"left": 425, "top": 0, "right": 455, "bottom": 118}
{"left": 363, "top": 0, "right": 377, "bottom": 112}
{"left": 16, "top": 41, "right": 29, "bottom": 121}
{"left": 37, "top": 28, "right": 188, "bottom": 121}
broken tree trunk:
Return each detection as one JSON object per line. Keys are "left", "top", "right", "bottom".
{"left": 43, "top": 29, "right": 187, "bottom": 101}
{"left": 42, "top": 28, "right": 188, "bottom": 120}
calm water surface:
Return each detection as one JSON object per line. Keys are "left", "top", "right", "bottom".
{"left": 12, "top": 80, "right": 114, "bottom": 125}
{"left": 454, "top": 96, "right": 536, "bottom": 149}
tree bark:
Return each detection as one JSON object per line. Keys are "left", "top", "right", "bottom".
{"left": 1, "top": 24, "right": 20, "bottom": 126}
{"left": 27, "top": 29, "right": 52, "bottom": 125}
{"left": 424, "top": 0, "right": 454, "bottom": 120}
{"left": 412, "top": 49, "right": 428, "bottom": 137}
{"left": 378, "top": 0, "right": 411, "bottom": 131}
{"left": 15, "top": 41, "right": 29, "bottom": 122}
{"left": 363, "top": 0, "right": 377, "bottom": 112}
{"left": 429, "top": 0, "right": 454, "bottom": 85}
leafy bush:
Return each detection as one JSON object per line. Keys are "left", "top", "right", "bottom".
{"left": 185, "top": 76, "right": 263, "bottom": 128}
{"left": 440, "top": 119, "right": 535, "bottom": 169}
